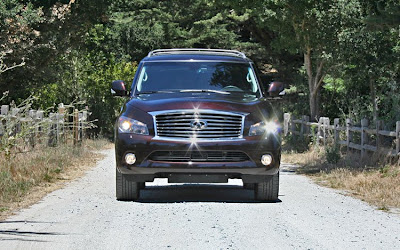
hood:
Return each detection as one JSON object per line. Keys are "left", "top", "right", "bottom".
{"left": 125, "top": 92, "right": 272, "bottom": 115}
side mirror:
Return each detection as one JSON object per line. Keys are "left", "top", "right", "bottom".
{"left": 111, "top": 80, "right": 128, "bottom": 97}
{"left": 268, "top": 81, "right": 285, "bottom": 97}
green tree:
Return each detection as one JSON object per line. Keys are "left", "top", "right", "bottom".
{"left": 0, "top": 0, "right": 42, "bottom": 74}
{"left": 0, "top": 0, "right": 111, "bottom": 100}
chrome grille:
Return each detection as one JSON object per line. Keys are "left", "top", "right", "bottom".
{"left": 151, "top": 110, "right": 245, "bottom": 140}
{"left": 149, "top": 151, "right": 250, "bottom": 162}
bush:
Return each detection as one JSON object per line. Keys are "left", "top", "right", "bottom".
{"left": 325, "top": 145, "right": 341, "bottom": 164}
{"left": 283, "top": 134, "right": 311, "bottom": 153}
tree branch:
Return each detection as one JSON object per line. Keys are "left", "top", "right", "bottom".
{"left": 0, "top": 54, "right": 26, "bottom": 75}
{"left": 314, "top": 59, "right": 324, "bottom": 85}
{"left": 313, "top": 72, "right": 326, "bottom": 96}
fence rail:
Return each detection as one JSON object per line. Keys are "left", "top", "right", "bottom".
{"left": 0, "top": 103, "right": 89, "bottom": 150}
{"left": 283, "top": 113, "right": 400, "bottom": 157}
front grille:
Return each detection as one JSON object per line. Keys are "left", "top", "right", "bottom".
{"left": 152, "top": 110, "right": 245, "bottom": 140}
{"left": 148, "top": 151, "right": 250, "bottom": 162}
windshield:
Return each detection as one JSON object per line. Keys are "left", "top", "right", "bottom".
{"left": 135, "top": 62, "right": 260, "bottom": 95}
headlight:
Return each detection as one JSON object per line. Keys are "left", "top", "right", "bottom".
{"left": 249, "top": 121, "right": 280, "bottom": 136}
{"left": 118, "top": 116, "right": 149, "bottom": 135}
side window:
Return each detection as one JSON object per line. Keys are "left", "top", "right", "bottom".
{"left": 136, "top": 66, "right": 147, "bottom": 92}
{"left": 247, "top": 67, "right": 258, "bottom": 92}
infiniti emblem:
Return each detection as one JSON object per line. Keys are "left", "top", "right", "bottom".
{"left": 190, "top": 120, "right": 208, "bottom": 130}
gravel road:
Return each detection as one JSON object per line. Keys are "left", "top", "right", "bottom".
{"left": 1, "top": 149, "right": 400, "bottom": 249}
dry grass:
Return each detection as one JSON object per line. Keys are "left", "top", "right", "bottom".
{"left": 315, "top": 167, "right": 400, "bottom": 210}
{"left": 282, "top": 145, "right": 400, "bottom": 212}
{"left": 0, "top": 138, "right": 112, "bottom": 219}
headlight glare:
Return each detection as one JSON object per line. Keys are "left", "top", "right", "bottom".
{"left": 121, "top": 120, "right": 131, "bottom": 131}
{"left": 249, "top": 121, "right": 280, "bottom": 136}
{"left": 118, "top": 117, "right": 149, "bottom": 135}
{"left": 264, "top": 121, "right": 280, "bottom": 134}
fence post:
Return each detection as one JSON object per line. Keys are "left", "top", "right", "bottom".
{"left": 396, "top": 121, "right": 400, "bottom": 155}
{"left": 301, "top": 115, "right": 309, "bottom": 136}
{"left": 28, "top": 109, "right": 36, "bottom": 147}
{"left": 334, "top": 118, "right": 339, "bottom": 146}
{"left": 0, "top": 105, "right": 8, "bottom": 136}
{"left": 290, "top": 114, "right": 296, "bottom": 136}
{"left": 48, "top": 113, "right": 56, "bottom": 146}
{"left": 10, "top": 108, "right": 21, "bottom": 135}
{"left": 323, "top": 118, "right": 330, "bottom": 146}
{"left": 376, "top": 120, "right": 382, "bottom": 151}
{"left": 36, "top": 110, "right": 43, "bottom": 142}
{"left": 58, "top": 103, "right": 65, "bottom": 144}
{"left": 304, "top": 116, "right": 310, "bottom": 136}
{"left": 283, "top": 113, "right": 290, "bottom": 136}
{"left": 1, "top": 105, "right": 9, "bottom": 115}
{"left": 346, "top": 118, "right": 352, "bottom": 152}
{"left": 78, "top": 112, "right": 83, "bottom": 143}
{"left": 300, "top": 115, "right": 304, "bottom": 136}
{"left": 73, "top": 109, "right": 79, "bottom": 146}
{"left": 317, "top": 117, "right": 323, "bottom": 146}
{"left": 361, "top": 118, "right": 369, "bottom": 158}
{"left": 10, "top": 108, "right": 20, "bottom": 117}
{"left": 82, "top": 109, "right": 88, "bottom": 142}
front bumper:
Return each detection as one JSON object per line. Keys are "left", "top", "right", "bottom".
{"left": 115, "top": 133, "right": 281, "bottom": 182}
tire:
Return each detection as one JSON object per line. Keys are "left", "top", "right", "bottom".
{"left": 255, "top": 172, "right": 279, "bottom": 202}
{"left": 243, "top": 183, "right": 256, "bottom": 190}
{"left": 116, "top": 169, "right": 140, "bottom": 201}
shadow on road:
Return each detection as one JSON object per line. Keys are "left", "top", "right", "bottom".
{"left": 0, "top": 221, "right": 63, "bottom": 242}
{"left": 0, "top": 220, "right": 53, "bottom": 224}
{"left": 137, "top": 184, "right": 282, "bottom": 203}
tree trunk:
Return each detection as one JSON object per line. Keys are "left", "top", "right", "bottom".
{"left": 370, "top": 78, "right": 378, "bottom": 123}
{"left": 304, "top": 49, "right": 325, "bottom": 121}
{"left": 309, "top": 92, "right": 318, "bottom": 121}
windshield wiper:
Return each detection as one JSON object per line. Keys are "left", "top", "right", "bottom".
{"left": 180, "top": 89, "right": 230, "bottom": 95}
{"left": 136, "top": 90, "right": 175, "bottom": 95}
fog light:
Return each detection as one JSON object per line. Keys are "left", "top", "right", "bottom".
{"left": 261, "top": 154, "right": 273, "bottom": 166}
{"left": 125, "top": 153, "right": 136, "bottom": 165}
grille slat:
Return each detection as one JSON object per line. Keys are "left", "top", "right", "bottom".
{"left": 157, "top": 123, "right": 241, "bottom": 127}
{"left": 157, "top": 129, "right": 240, "bottom": 134}
{"left": 154, "top": 110, "right": 244, "bottom": 140}
{"left": 157, "top": 118, "right": 240, "bottom": 123}
{"left": 157, "top": 126, "right": 240, "bottom": 130}
{"left": 149, "top": 151, "right": 250, "bottom": 162}
{"left": 157, "top": 133, "right": 240, "bottom": 138}
{"left": 157, "top": 114, "right": 242, "bottom": 120}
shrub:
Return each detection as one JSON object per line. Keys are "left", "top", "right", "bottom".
{"left": 283, "top": 134, "right": 311, "bottom": 153}
{"left": 325, "top": 145, "right": 341, "bottom": 164}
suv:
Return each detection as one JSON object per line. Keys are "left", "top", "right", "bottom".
{"left": 111, "top": 49, "right": 283, "bottom": 201}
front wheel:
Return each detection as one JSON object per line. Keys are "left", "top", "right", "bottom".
{"left": 116, "top": 169, "right": 140, "bottom": 201}
{"left": 255, "top": 172, "right": 279, "bottom": 202}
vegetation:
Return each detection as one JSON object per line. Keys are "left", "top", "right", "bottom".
{"left": 282, "top": 146, "right": 400, "bottom": 210}
{"left": 1, "top": 0, "right": 398, "bottom": 133}
{"left": 0, "top": 0, "right": 399, "bottom": 213}
{"left": 0, "top": 138, "right": 110, "bottom": 217}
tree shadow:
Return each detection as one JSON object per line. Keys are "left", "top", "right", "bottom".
{"left": 0, "top": 220, "right": 63, "bottom": 242}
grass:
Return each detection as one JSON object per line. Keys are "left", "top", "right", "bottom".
{"left": 282, "top": 141, "right": 400, "bottom": 212}
{"left": 0, "top": 138, "right": 111, "bottom": 219}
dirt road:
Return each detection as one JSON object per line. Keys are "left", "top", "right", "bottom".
{"left": 1, "top": 149, "right": 399, "bottom": 249}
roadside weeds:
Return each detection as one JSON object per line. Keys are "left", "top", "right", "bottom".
{"left": 282, "top": 146, "right": 400, "bottom": 212}
{"left": 0, "top": 139, "right": 112, "bottom": 220}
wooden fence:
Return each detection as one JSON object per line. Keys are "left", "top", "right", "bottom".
{"left": 283, "top": 113, "right": 400, "bottom": 157}
{"left": 0, "top": 103, "right": 89, "bottom": 150}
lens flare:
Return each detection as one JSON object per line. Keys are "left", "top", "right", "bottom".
{"left": 121, "top": 121, "right": 131, "bottom": 131}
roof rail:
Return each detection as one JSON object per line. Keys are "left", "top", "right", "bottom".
{"left": 147, "top": 48, "right": 247, "bottom": 59}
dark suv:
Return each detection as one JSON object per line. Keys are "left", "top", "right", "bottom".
{"left": 111, "top": 49, "right": 283, "bottom": 201}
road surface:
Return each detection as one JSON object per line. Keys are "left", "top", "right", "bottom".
{"left": 1, "top": 149, "right": 399, "bottom": 249}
